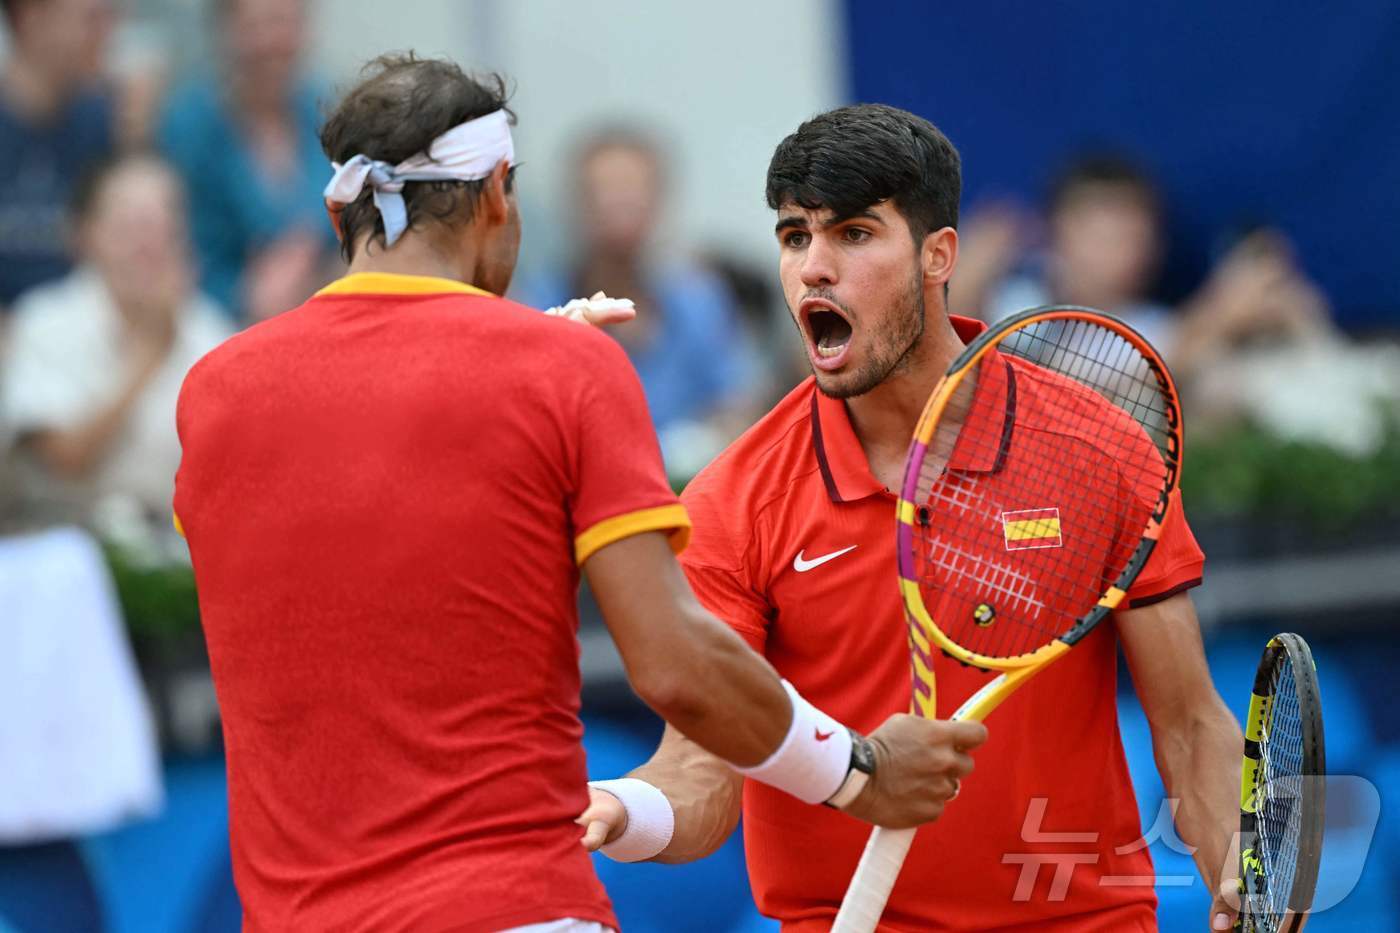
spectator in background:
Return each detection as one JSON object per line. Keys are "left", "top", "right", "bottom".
{"left": 0, "top": 0, "right": 116, "bottom": 310}
{"left": 950, "top": 154, "right": 1343, "bottom": 425}
{"left": 950, "top": 155, "right": 1177, "bottom": 349}
{"left": 1, "top": 153, "right": 231, "bottom": 530}
{"left": 517, "top": 130, "right": 761, "bottom": 477}
{"left": 157, "top": 0, "right": 336, "bottom": 325}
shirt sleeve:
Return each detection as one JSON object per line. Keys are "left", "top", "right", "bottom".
{"left": 570, "top": 328, "right": 690, "bottom": 564}
{"left": 1124, "top": 487, "right": 1205, "bottom": 607}
{"left": 678, "top": 470, "right": 772, "bottom": 651}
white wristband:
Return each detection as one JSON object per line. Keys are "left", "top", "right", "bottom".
{"left": 732, "top": 680, "right": 854, "bottom": 805}
{"left": 587, "top": 778, "right": 675, "bottom": 862}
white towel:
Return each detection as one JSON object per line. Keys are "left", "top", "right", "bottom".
{"left": 0, "top": 526, "right": 163, "bottom": 842}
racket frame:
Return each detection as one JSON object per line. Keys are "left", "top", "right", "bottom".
{"left": 896, "top": 306, "right": 1181, "bottom": 717}
{"left": 832, "top": 307, "right": 1184, "bottom": 933}
{"left": 1238, "top": 632, "right": 1327, "bottom": 932}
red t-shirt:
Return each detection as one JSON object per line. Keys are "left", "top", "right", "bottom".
{"left": 174, "top": 272, "right": 689, "bottom": 932}
{"left": 680, "top": 316, "right": 1203, "bottom": 932}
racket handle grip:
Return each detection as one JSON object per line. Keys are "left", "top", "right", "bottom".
{"left": 830, "top": 826, "right": 917, "bottom": 933}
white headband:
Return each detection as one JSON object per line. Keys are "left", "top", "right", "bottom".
{"left": 323, "top": 109, "right": 515, "bottom": 246}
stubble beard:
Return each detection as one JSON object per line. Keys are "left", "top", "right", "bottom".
{"left": 814, "top": 271, "right": 926, "bottom": 400}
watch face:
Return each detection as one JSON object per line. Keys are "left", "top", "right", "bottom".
{"left": 852, "top": 734, "right": 877, "bottom": 774}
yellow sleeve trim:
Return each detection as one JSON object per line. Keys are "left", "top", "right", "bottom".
{"left": 173, "top": 512, "right": 185, "bottom": 537}
{"left": 575, "top": 503, "right": 692, "bottom": 565}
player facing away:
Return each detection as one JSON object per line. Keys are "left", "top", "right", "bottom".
{"left": 580, "top": 105, "right": 1247, "bottom": 932}
{"left": 173, "top": 59, "right": 984, "bottom": 933}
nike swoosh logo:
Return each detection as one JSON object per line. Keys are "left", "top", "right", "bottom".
{"left": 814, "top": 728, "right": 834, "bottom": 742}
{"left": 793, "top": 545, "right": 858, "bottom": 572}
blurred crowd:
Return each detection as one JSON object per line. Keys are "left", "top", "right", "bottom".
{"left": 0, "top": 0, "right": 796, "bottom": 543}
{"left": 951, "top": 155, "right": 1400, "bottom": 454}
{"left": 5, "top": 0, "right": 1399, "bottom": 545}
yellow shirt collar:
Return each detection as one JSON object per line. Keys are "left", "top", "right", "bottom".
{"left": 314, "top": 272, "right": 495, "bottom": 298}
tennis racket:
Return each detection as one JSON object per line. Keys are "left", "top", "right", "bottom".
{"left": 1237, "top": 632, "right": 1326, "bottom": 932}
{"left": 831, "top": 306, "right": 1183, "bottom": 932}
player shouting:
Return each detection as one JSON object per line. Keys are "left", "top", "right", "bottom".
{"left": 581, "top": 104, "right": 1245, "bottom": 932}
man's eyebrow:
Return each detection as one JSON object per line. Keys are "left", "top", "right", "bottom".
{"left": 775, "top": 215, "right": 808, "bottom": 234}
{"left": 823, "top": 208, "right": 886, "bottom": 228}
{"left": 776, "top": 208, "right": 887, "bottom": 235}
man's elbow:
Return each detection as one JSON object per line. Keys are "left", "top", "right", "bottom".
{"left": 630, "top": 665, "right": 713, "bottom": 726}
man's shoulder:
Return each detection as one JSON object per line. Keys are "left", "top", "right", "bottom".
{"left": 684, "top": 378, "right": 818, "bottom": 508}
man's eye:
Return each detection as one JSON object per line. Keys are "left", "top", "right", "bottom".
{"left": 784, "top": 232, "right": 809, "bottom": 248}
{"left": 845, "top": 228, "right": 871, "bottom": 243}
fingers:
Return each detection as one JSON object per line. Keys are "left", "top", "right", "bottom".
{"left": 948, "top": 720, "right": 989, "bottom": 750}
{"left": 545, "top": 293, "right": 637, "bottom": 327}
{"left": 579, "top": 818, "right": 612, "bottom": 852}
{"left": 582, "top": 304, "right": 637, "bottom": 326}
{"left": 574, "top": 802, "right": 617, "bottom": 851}
{"left": 1211, "top": 877, "right": 1240, "bottom": 931}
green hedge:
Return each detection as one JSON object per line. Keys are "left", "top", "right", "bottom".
{"left": 104, "top": 543, "right": 201, "bottom": 641}
{"left": 1181, "top": 418, "right": 1400, "bottom": 530}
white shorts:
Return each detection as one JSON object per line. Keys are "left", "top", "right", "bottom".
{"left": 503, "top": 921, "right": 614, "bottom": 933}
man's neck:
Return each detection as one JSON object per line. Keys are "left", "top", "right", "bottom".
{"left": 346, "top": 233, "right": 480, "bottom": 288}
{"left": 1, "top": 53, "right": 71, "bottom": 122}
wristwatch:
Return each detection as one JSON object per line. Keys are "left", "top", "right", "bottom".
{"left": 825, "top": 729, "right": 877, "bottom": 810}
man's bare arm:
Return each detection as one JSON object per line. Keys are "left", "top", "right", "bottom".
{"left": 586, "top": 531, "right": 790, "bottom": 766}
{"left": 1118, "top": 591, "right": 1244, "bottom": 931}
{"left": 580, "top": 530, "right": 987, "bottom": 855}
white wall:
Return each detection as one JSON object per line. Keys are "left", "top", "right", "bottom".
{"left": 307, "top": 0, "right": 847, "bottom": 274}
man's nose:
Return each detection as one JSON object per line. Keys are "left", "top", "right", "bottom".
{"left": 799, "top": 235, "right": 837, "bottom": 288}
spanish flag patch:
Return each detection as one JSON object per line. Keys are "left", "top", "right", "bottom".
{"left": 1002, "top": 508, "right": 1062, "bottom": 551}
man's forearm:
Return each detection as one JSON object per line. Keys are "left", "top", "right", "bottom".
{"left": 628, "top": 725, "right": 744, "bottom": 863}
{"left": 1157, "top": 701, "right": 1244, "bottom": 889}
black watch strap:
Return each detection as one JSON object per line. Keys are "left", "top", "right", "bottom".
{"left": 824, "top": 729, "right": 876, "bottom": 809}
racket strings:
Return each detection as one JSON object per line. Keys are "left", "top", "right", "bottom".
{"left": 1249, "top": 660, "right": 1306, "bottom": 927}
{"left": 912, "top": 318, "right": 1176, "bottom": 660}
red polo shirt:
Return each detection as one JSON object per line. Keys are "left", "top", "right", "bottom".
{"left": 174, "top": 272, "right": 689, "bottom": 932}
{"left": 680, "top": 316, "right": 1202, "bottom": 931}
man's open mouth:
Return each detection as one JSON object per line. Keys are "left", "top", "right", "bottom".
{"left": 801, "top": 299, "right": 854, "bottom": 371}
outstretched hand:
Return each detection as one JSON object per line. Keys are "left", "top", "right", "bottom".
{"left": 546, "top": 291, "right": 637, "bottom": 327}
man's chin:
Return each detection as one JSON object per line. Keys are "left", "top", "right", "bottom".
{"left": 812, "top": 366, "right": 879, "bottom": 400}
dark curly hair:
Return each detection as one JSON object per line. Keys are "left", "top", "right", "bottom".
{"left": 319, "top": 53, "right": 516, "bottom": 261}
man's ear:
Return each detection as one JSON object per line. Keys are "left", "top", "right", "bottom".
{"left": 480, "top": 159, "right": 511, "bottom": 226}
{"left": 324, "top": 199, "right": 345, "bottom": 243}
{"left": 922, "top": 226, "right": 959, "bottom": 288}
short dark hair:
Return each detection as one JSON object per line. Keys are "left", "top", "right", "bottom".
{"left": 319, "top": 53, "right": 515, "bottom": 261}
{"left": 1047, "top": 153, "right": 1160, "bottom": 219}
{"left": 765, "top": 103, "right": 961, "bottom": 244}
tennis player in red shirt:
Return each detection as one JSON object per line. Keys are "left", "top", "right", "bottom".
{"left": 174, "top": 61, "right": 985, "bottom": 933}
{"left": 581, "top": 105, "right": 1245, "bottom": 931}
